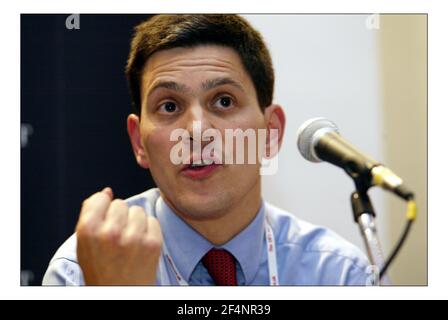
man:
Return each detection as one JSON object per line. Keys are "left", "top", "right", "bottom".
{"left": 43, "top": 14, "right": 370, "bottom": 285}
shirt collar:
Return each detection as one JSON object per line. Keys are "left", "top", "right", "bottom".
{"left": 155, "top": 195, "right": 266, "bottom": 284}
{"left": 221, "top": 202, "right": 266, "bottom": 284}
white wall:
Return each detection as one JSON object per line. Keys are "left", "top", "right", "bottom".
{"left": 244, "top": 15, "right": 386, "bottom": 254}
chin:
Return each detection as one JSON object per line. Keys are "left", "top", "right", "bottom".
{"left": 174, "top": 190, "right": 232, "bottom": 221}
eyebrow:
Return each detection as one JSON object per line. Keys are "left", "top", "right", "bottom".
{"left": 146, "top": 77, "right": 245, "bottom": 99}
{"left": 146, "top": 81, "right": 191, "bottom": 97}
{"left": 201, "top": 77, "right": 245, "bottom": 92}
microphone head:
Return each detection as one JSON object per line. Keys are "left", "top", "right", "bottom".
{"left": 296, "top": 117, "right": 339, "bottom": 162}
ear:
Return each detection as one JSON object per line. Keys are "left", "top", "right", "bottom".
{"left": 127, "top": 114, "right": 150, "bottom": 169}
{"left": 263, "top": 104, "right": 286, "bottom": 158}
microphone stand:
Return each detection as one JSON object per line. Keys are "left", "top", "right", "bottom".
{"left": 350, "top": 180, "right": 391, "bottom": 285}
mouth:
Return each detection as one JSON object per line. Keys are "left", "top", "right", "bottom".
{"left": 181, "top": 160, "right": 222, "bottom": 180}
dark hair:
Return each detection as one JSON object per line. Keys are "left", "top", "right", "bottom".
{"left": 125, "top": 14, "right": 274, "bottom": 115}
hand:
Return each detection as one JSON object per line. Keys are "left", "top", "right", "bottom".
{"left": 75, "top": 187, "right": 162, "bottom": 285}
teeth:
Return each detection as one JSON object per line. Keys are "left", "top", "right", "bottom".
{"left": 190, "top": 160, "right": 213, "bottom": 168}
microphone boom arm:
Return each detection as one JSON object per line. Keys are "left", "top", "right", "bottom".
{"left": 351, "top": 190, "right": 391, "bottom": 285}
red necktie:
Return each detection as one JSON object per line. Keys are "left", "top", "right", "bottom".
{"left": 202, "top": 248, "right": 238, "bottom": 286}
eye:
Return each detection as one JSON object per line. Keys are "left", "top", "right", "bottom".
{"left": 158, "top": 101, "right": 179, "bottom": 114}
{"left": 213, "top": 95, "right": 234, "bottom": 109}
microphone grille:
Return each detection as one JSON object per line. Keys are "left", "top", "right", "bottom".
{"left": 296, "top": 117, "right": 339, "bottom": 162}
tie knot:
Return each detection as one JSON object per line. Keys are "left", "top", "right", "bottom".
{"left": 202, "top": 248, "right": 237, "bottom": 286}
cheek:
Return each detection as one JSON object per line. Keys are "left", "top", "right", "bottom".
{"left": 143, "top": 127, "right": 176, "bottom": 165}
{"left": 215, "top": 110, "right": 266, "bottom": 165}
{"left": 218, "top": 106, "right": 265, "bottom": 131}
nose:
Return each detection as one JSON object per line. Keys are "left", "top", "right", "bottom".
{"left": 184, "top": 103, "right": 213, "bottom": 140}
{"left": 183, "top": 103, "right": 217, "bottom": 162}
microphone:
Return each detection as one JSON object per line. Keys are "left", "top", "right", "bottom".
{"left": 297, "top": 117, "right": 414, "bottom": 200}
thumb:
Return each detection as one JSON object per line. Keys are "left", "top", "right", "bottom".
{"left": 101, "top": 187, "right": 114, "bottom": 199}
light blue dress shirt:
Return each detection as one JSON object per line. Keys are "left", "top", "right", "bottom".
{"left": 43, "top": 188, "right": 371, "bottom": 286}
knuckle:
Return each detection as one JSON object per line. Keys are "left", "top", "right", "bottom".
{"left": 76, "top": 217, "right": 95, "bottom": 237}
{"left": 120, "top": 233, "right": 141, "bottom": 247}
{"left": 146, "top": 215, "right": 158, "bottom": 223}
{"left": 142, "top": 236, "right": 162, "bottom": 253}
{"left": 147, "top": 217, "right": 162, "bottom": 234}
{"left": 129, "top": 204, "right": 143, "bottom": 212}
{"left": 98, "top": 225, "right": 122, "bottom": 243}
{"left": 81, "top": 192, "right": 100, "bottom": 208}
{"left": 112, "top": 198, "right": 127, "bottom": 209}
{"left": 129, "top": 205, "right": 145, "bottom": 217}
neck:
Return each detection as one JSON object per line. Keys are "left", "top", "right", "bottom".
{"left": 166, "top": 182, "right": 262, "bottom": 246}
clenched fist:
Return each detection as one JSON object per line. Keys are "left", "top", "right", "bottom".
{"left": 75, "top": 187, "right": 162, "bottom": 285}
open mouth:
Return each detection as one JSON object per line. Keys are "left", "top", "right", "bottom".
{"left": 188, "top": 160, "right": 214, "bottom": 170}
{"left": 181, "top": 160, "right": 222, "bottom": 179}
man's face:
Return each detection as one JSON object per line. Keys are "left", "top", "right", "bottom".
{"left": 128, "top": 45, "right": 274, "bottom": 220}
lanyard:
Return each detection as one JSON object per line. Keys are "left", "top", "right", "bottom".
{"left": 162, "top": 219, "right": 279, "bottom": 286}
